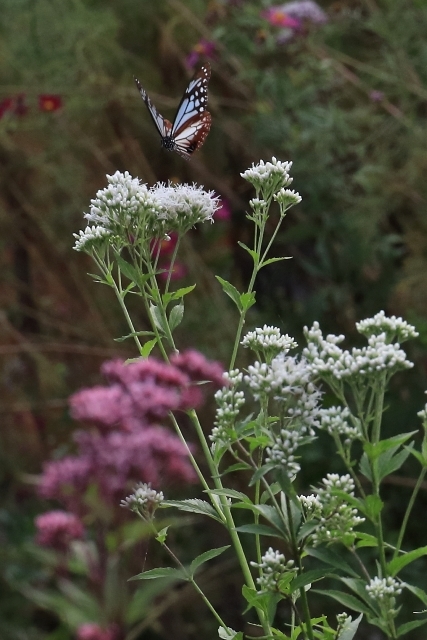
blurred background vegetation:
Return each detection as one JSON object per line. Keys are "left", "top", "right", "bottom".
{"left": 1, "top": 0, "right": 427, "bottom": 638}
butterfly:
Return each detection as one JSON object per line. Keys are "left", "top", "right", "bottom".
{"left": 134, "top": 63, "right": 212, "bottom": 160}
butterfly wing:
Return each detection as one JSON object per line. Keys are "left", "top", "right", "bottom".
{"left": 134, "top": 76, "right": 172, "bottom": 138}
{"left": 170, "top": 63, "right": 212, "bottom": 159}
{"left": 173, "top": 112, "right": 212, "bottom": 160}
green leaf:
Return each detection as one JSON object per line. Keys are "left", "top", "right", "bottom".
{"left": 290, "top": 569, "right": 329, "bottom": 592}
{"left": 161, "top": 499, "right": 224, "bottom": 523}
{"left": 249, "top": 463, "right": 276, "bottom": 486}
{"left": 306, "top": 547, "right": 359, "bottom": 578}
{"left": 365, "top": 432, "right": 417, "bottom": 459}
{"left": 129, "top": 567, "right": 187, "bottom": 581}
{"left": 140, "top": 338, "right": 157, "bottom": 358}
{"left": 359, "top": 453, "right": 372, "bottom": 481}
{"left": 355, "top": 532, "right": 378, "bottom": 548}
{"left": 237, "top": 241, "right": 258, "bottom": 261}
{"left": 387, "top": 546, "right": 427, "bottom": 576}
{"left": 362, "top": 494, "right": 384, "bottom": 521}
{"left": 260, "top": 256, "right": 291, "bottom": 269}
{"left": 215, "top": 276, "right": 242, "bottom": 311}
{"left": 340, "top": 578, "right": 375, "bottom": 607}
{"left": 209, "top": 488, "right": 253, "bottom": 503}
{"left": 396, "top": 619, "right": 427, "bottom": 636}
{"left": 170, "top": 284, "right": 196, "bottom": 300}
{"left": 149, "top": 303, "right": 167, "bottom": 334}
{"left": 377, "top": 445, "right": 412, "bottom": 481}
{"left": 114, "top": 330, "right": 155, "bottom": 342}
{"left": 297, "top": 521, "right": 319, "bottom": 541}
{"left": 239, "top": 291, "right": 256, "bottom": 311}
{"left": 116, "top": 254, "right": 139, "bottom": 283}
{"left": 338, "top": 614, "right": 363, "bottom": 640}
{"left": 155, "top": 527, "right": 169, "bottom": 544}
{"left": 189, "top": 545, "right": 230, "bottom": 575}
{"left": 406, "top": 583, "right": 427, "bottom": 607}
{"left": 169, "top": 302, "right": 184, "bottom": 332}
{"left": 234, "top": 523, "right": 282, "bottom": 538}
{"left": 316, "top": 590, "right": 372, "bottom": 616}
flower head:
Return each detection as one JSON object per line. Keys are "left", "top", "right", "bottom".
{"left": 242, "top": 326, "right": 297, "bottom": 362}
{"left": 356, "top": 310, "right": 418, "bottom": 343}
{"left": 35, "top": 510, "right": 85, "bottom": 551}
{"left": 186, "top": 39, "right": 217, "bottom": 69}
{"left": 73, "top": 225, "right": 112, "bottom": 252}
{"left": 279, "top": 1, "right": 328, "bottom": 24}
{"left": 262, "top": 7, "right": 301, "bottom": 28}
{"left": 251, "top": 547, "right": 295, "bottom": 591}
{"left": 121, "top": 482, "right": 164, "bottom": 516}
{"left": 241, "top": 157, "right": 293, "bottom": 198}
{"left": 83, "top": 171, "right": 164, "bottom": 241}
{"left": 77, "top": 623, "right": 119, "bottom": 640}
{"left": 151, "top": 182, "right": 220, "bottom": 233}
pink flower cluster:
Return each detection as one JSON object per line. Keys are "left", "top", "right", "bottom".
{"left": 35, "top": 511, "right": 84, "bottom": 551}
{"left": 38, "top": 352, "right": 224, "bottom": 515}
{"left": 77, "top": 623, "right": 119, "bottom": 640}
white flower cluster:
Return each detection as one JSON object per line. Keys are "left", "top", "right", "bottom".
{"left": 303, "top": 321, "right": 414, "bottom": 381}
{"left": 75, "top": 172, "right": 221, "bottom": 252}
{"left": 366, "top": 576, "right": 405, "bottom": 602}
{"left": 356, "top": 310, "right": 418, "bottom": 343}
{"left": 73, "top": 225, "right": 112, "bottom": 252}
{"left": 266, "top": 428, "right": 303, "bottom": 478}
{"left": 312, "top": 474, "right": 365, "bottom": 546}
{"left": 241, "top": 157, "right": 293, "bottom": 198}
{"left": 211, "top": 370, "right": 245, "bottom": 447}
{"left": 417, "top": 392, "right": 427, "bottom": 423}
{"left": 245, "top": 355, "right": 321, "bottom": 478}
{"left": 336, "top": 613, "right": 353, "bottom": 633}
{"left": 152, "top": 182, "right": 220, "bottom": 233}
{"left": 121, "top": 482, "right": 164, "bottom": 515}
{"left": 84, "top": 170, "right": 160, "bottom": 233}
{"left": 280, "top": 1, "right": 328, "bottom": 24}
{"left": 241, "top": 326, "right": 297, "bottom": 362}
{"left": 318, "top": 406, "right": 361, "bottom": 443}
{"left": 251, "top": 547, "right": 295, "bottom": 592}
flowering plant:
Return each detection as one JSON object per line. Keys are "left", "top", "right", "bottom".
{"left": 72, "top": 159, "right": 427, "bottom": 640}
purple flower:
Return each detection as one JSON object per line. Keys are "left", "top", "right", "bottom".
{"left": 262, "top": 7, "right": 301, "bottom": 29}
{"left": 69, "top": 385, "right": 124, "bottom": 429}
{"left": 279, "top": 0, "right": 328, "bottom": 24}
{"left": 186, "top": 38, "right": 217, "bottom": 69}
{"left": 171, "top": 349, "right": 225, "bottom": 387}
{"left": 35, "top": 511, "right": 84, "bottom": 551}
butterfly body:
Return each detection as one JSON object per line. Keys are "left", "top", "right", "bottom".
{"left": 134, "top": 64, "right": 212, "bottom": 160}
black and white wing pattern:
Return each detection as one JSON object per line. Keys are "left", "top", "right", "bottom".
{"left": 134, "top": 63, "right": 211, "bottom": 160}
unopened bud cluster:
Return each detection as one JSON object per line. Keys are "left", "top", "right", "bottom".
{"left": 241, "top": 326, "right": 297, "bottom": 363}
{"left": 211, "top": 370, "right": 244, "bottom": 447}
{"left": 366, "top": 576, "right": 405, "bottom": 607}
{"left": 251, "top": 547, "right": 295, "bottom": 592}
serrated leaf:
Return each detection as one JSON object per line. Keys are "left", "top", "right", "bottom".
{"left": 387, "top": 546, "right": 427, "bottom": 576}
{"left": 377, "top": 445, "right": 412, "bottom": 481}
{"left": 234, "top": 523, "right": 282, "bottom": 538}
{"left": 215, "top": 276, "right": 242, "bottom": 311}
{"left": 337, "top": 613, "right": 363, "bottom": 640}
{"left": 290, "top": 569, "right": 329, "bottom": 592}
{"left": 316, "top": 590, "right": 372, "bottom": 615}
{"left": 209, "top": 489, "right": 252, "bottom": 503}
{"left": 364, "top": 432, "right": 417, "bottom": 460}
{"left": 156, "top": 526, "right": 169, "bottom": 544}
{"left": 129, "top": 567, "right": 187, "bottom": 581}
{"left": 161, "top": 499, "right": 223, "bottom": 523}
{"left": 189, "top": 545, "right": 230, "bottom": 575}
{"left": 239, "top": 292, "right": 256, "bottom": 311}
{"left": 355, "top": 532, "right": 378, "bottom": 548}
{"left": 116, "top": 254, "right": 139, "bottom": 283}
{"left": 140, "top": 338, "right": 157, "bottom": 358}
{"left": 363, "top": 494, "right": 384, "bottom": 521}
{"left": 249, "top": 463, "right": 276, "bottom": 486}
{"left": 169, "top": 302, "right": 184, "bottom": 331}
{"left": 306, "top": 548, "right": 359, "bottom": 578}
{"left": 396, "top": 619, "right": 427, "bottom": 636}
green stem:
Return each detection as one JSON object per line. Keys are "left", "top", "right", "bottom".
{"left": 393, "top": 466, "right": 427, "bottom": 559}
{"left": 187, "top": 409, "right": 272, "bottom": 636}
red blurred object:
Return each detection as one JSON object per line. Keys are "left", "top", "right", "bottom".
{"left": 14, "top": 94, "right": 28, "bottom": 116}
{"left": 186, "top": 38, "right": 217, "bottom": 69}
{"left": 262, "top": 7, "right": 301, "bottom": 28}
{"left": 0, "top": 97, "right": 13, "bottom": 119}
{"left": 215, "top": 198, "right": 232, "bottom": 221}
{"left": 39, "top": 94, "right": 63, "bottom": 112}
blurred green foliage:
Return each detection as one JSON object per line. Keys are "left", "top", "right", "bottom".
{"left": 1, "top": 0, "right": 427, "bottom": 638}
